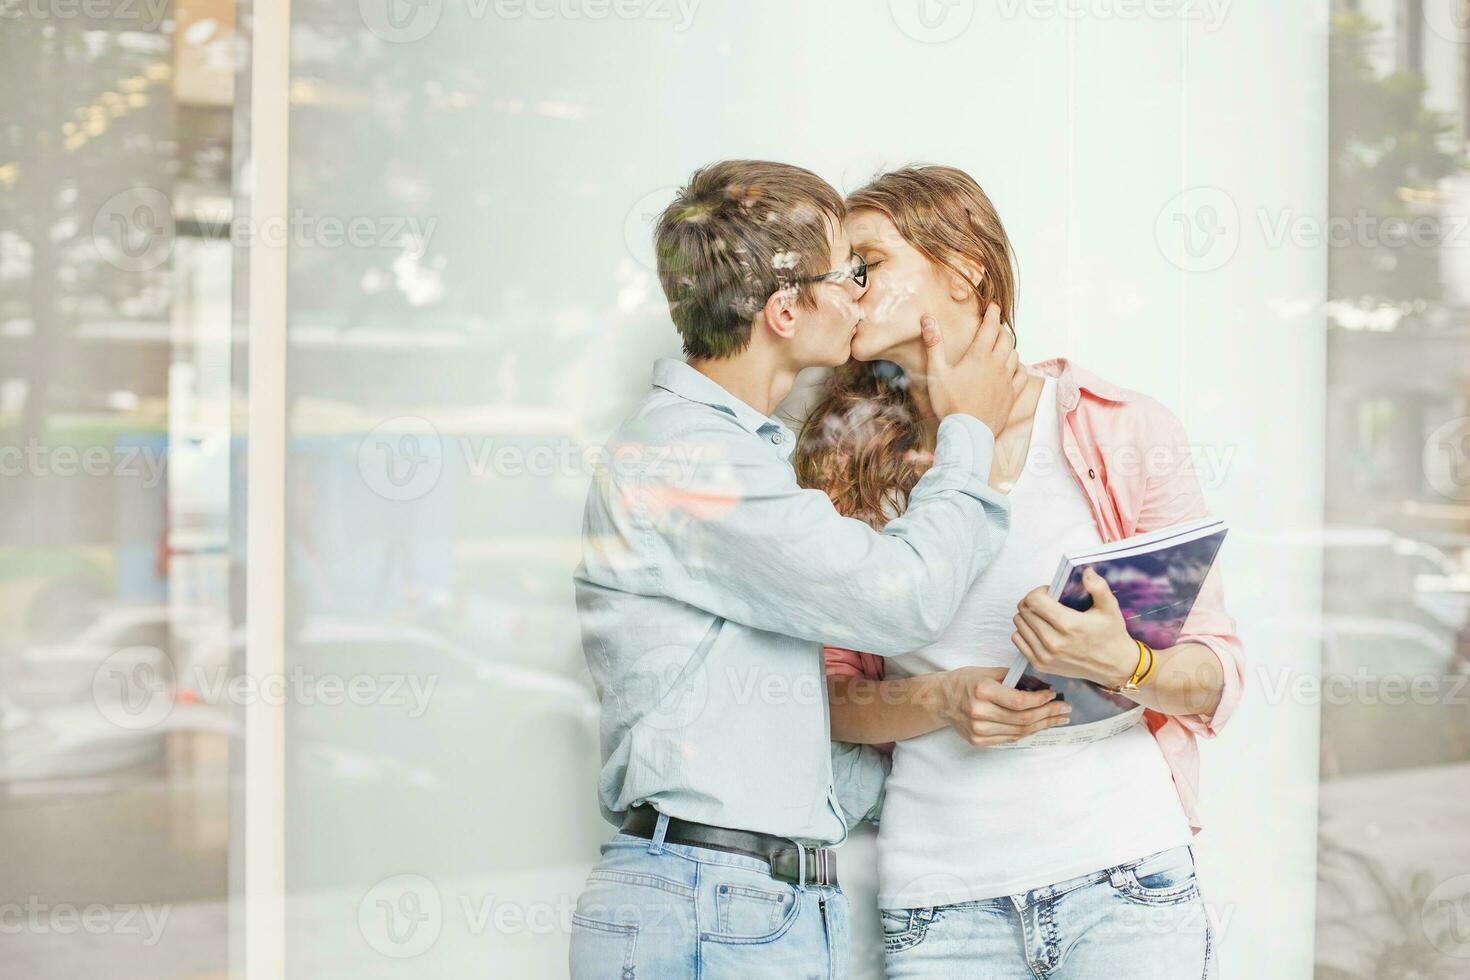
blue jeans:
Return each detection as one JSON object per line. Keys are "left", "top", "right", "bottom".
{"left": 879, "top": 845, "right": 1216, "bottom": 979}
{"left": 569, "top": 817, "right": 850, "bottom": 979}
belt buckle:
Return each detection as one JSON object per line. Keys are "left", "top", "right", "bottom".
{"left": 769, "top": 845, "right": 838, "bottom": 887}
{"left": 808, "top": 846, "right": 837, "bottom": 886}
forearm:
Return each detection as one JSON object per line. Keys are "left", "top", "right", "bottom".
{"left": 828, "top": 674, "right": 948, "bottom": 745}
{"left": 1121, "top": 642, "right": 1223, "bottom": 717}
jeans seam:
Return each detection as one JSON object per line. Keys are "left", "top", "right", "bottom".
{"left": 699, "top": 896, "right": 801, "bottom": 945}
{"left": 880, "top": 908, "right": 931, "bottom": 953}
{"left": 1015, "top": 902, "right": 1045, "bottom": 980}
{"left": 693, "top": 863, "right": 703, "bottom": 980}
{"left": 1202, "top": 917, "right": 1215, "bottom": 979}
{"left": 570, "top": 914, "right": 638, "bottom": 977}
{"left": 1114, "top": 869, "right": 1200, "bottom": 906}
{"left": 588, "top": 869, "right": 696, "bottom": 900}
{"left": 1040, "top": 898, "right": 1061, "bottom": 977}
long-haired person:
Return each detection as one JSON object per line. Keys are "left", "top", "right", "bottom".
{"left": 793, "top": 166, "right": 1244, "bottom": 979}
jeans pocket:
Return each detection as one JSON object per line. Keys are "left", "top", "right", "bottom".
{"left": 705, "top": 881, "right": 799, "bottom": 943}
{"left": 569, "top": 913, "right": 639, "bottom": 979}
{"left": 1112, "top": 846, "right": 1200, "bottom": 906}
{"left": 879, "top": 908, "right": 934, "bottom": 954}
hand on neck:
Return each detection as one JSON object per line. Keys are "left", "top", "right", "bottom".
{"left": 881, "top": 310, "right": 1041, "bottom": 435}
{"left": 883, "top": 306, "right": 983, "bottom": 422}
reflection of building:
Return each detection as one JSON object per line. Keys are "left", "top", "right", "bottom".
{"left": 1352, "top": 0, "right": 1470, "bottom": 305}
{"left": 1328, "top": 0, "right": 1470, "bottom": 555}
{"left": 1328, "top": 325, "right": 1470, "bottom": 543}
{"left": 1319, "top": 11, "right": 1470, "bottom": 974}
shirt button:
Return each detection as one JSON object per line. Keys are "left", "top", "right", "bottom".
{"left": 1088, "top": 468, "right": 1096, "bottom": 479}
{"left": 772, "top": 432, "right": 784, "bottom": 445}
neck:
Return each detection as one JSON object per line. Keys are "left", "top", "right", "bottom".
{"left": 689, "top": 347, "right": 799, "bottom": 418}
{"left": 889, "top": 335, "right": 1045, "bottom": 436}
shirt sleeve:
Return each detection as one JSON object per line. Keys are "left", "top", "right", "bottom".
{"left": 581, "top": 411, "right": 1011, "bottom": 656}
{"left": 830, "top": 740, "right": 888, "bottom": 826}
{"left": 1133, "top": 403, "right": 1245, "bottom": 736}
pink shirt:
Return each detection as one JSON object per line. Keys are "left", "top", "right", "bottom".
{"left": 825, "top": 358, "right": 1245, "bottom": 833}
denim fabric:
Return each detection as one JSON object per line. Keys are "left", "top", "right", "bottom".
{"left": 569, "top": 823, "right": 850, "bottom": 979}
{"left": 878, "top": 845, "right": 1215, "bottom": 979}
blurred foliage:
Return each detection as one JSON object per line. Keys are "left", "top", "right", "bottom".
{"left": 1316, "top": 836, "right": 1468, "bottom": 979}
{"left": 1329, "top": 11, "right": 1467, "bottom": 306}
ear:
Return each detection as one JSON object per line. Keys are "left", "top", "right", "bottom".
{"left": 760, "top": 287, "right": 799, "bottom": 341}
{"left": 947, "top": 260, "right": 986, "bottom": 303}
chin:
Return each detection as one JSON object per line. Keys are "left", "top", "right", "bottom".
{"left": 848, "top": 330, "right": 884, "bottom": 362}
{"left": 850, "top": 326, "right": 905, "bottom": 363}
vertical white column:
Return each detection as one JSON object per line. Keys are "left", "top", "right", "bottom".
{"left": 245, "top": 1, "right": 289, "bottom": 977}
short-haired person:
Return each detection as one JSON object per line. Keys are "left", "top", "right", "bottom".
{"left": 569, "top": 160, "right": 1066, "bottom": 979}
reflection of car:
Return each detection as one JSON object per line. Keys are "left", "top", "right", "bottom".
{"left": 0, "top": 603, "right": 229, "bottom": 782}
{"left": 1318, "top": 617, "right": 1470, "bottom": 778}
{"left": 1319, "top": 527, "right": 1470, "bottom": 631}
{"left": 253, "top": 617, "right": 604, "bottom": 891}
{"left": 8, "top": 603, "right": 227, "bottom": 709}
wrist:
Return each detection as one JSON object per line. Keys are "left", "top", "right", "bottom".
{"left": 1103, "top": 638, "right": 1144, "bottom": 689}
{"left": 917, "top": 671, "right": 959, "bottom": 724}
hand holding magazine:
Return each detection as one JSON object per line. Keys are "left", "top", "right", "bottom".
{"left": 995, "top": 517, "right": 1229, "bottom": 748}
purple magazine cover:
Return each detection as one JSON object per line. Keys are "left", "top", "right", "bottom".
{"left": 1014, "top": 525, "right": 1229, "bottom": 728}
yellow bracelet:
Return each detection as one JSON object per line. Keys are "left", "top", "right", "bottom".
{"left": 1136, "top": 640, "right": 1157, "bottom": 687}
{"left": 1106, "top": 639, "right": 1154, "bottom": 694}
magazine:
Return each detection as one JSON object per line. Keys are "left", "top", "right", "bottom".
{"left": 992, "top": 517, "right": 1229, "bottom": 748}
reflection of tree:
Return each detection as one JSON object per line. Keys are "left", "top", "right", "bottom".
{"left": 1316, "top": 836, "right": 1467, "bottom": 979}
{"left": 0, "top": 17, "right": 176, "bottom": 518}
{"left": 1329, "top": 11, "right": 1466, "bottom": 306}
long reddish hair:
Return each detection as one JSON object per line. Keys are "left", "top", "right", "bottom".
{"left": 792, "top": 166, "right": 1019, "bottom": 527}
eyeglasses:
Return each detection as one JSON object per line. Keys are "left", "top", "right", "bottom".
{"left": 796, "top": 253, "right": 867, "bottom": 289}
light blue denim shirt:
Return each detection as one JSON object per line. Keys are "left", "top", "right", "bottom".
{"left": 574, "top": 358, "right": 1011, "bottom": 845}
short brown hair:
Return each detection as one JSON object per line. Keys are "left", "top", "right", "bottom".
{"left": 654, "top": 160, "right": 844, "bottom": 360}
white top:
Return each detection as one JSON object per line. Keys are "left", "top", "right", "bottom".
{"left": 876, "top": 377, "right": 1193, "bottom": 908}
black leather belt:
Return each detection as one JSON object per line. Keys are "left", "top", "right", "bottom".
{"left": 620, "top": 804, "right": 839, "bottom": 887}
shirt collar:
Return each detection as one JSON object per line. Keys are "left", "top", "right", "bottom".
{"left": 650, "top": 358, "right": 797, "bottom": 457}
{"left": 1028, "top": 357, "right": 1130, "bottom": 411}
